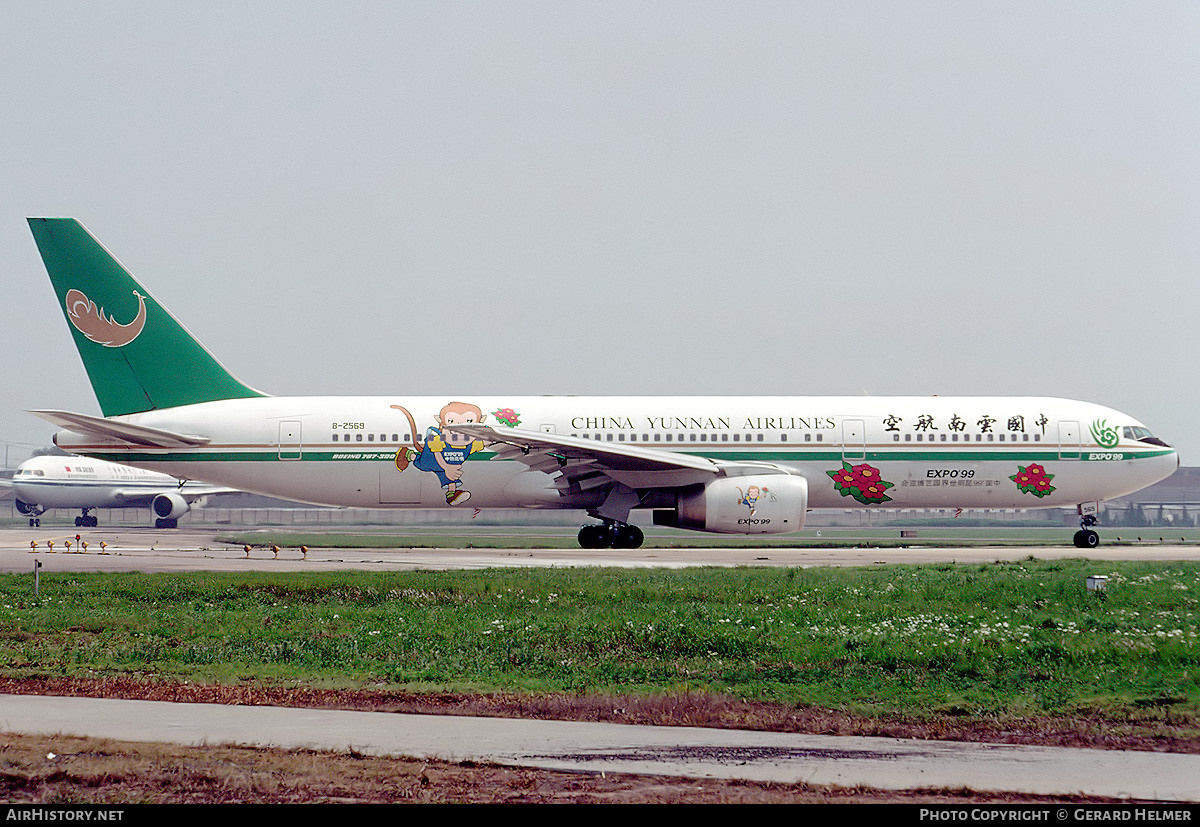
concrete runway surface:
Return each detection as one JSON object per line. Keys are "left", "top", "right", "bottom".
{"left": 3, "top": 525, "right": 1198, "bottom": 800}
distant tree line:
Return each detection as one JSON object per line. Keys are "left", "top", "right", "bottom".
{"left": 1103, "top": 504, "right": 1198, "bottom": 527}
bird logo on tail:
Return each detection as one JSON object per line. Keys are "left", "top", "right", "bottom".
{"left": 64, "top": 288, "right": 147, "bottom": 347}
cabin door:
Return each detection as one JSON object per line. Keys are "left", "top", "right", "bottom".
{"left": 1058, "top": 420, "right": 1082, "bottom": 460}
{"left": 278, "top": 420, "right": 302, "bottom": 461}
{"left": 841, "top": 419, "right": 866, "bottom": 462}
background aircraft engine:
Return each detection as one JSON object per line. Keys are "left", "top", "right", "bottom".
{"left": 656, "top": 474, "right": 808, "bottom": 534}
{"left": 152, "top": 492, "right": 190, "bottom": 520}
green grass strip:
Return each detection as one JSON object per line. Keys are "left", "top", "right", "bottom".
{"left": 1, "top": 561, "right": 1197, "bottom": 722}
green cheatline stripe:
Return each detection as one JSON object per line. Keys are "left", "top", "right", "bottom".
{"left": 72, "top": 447, "right": 1173, "bottom": 464}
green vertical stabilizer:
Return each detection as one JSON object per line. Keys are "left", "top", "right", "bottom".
{"left": 27, "top": 218, "right": 267, "bottom": 416}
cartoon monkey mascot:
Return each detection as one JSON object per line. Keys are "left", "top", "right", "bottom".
{"left": 391, "top": 402, "right": 486, "bottom": 505}
{"left": 738, "top": 484, "right": 764, "bottom": 517}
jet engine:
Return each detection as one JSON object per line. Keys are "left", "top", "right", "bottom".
{"left": 14, "top": 499, "right": 43, "bottom": 516}
{"left": 152, "top": 492, "right": 190, "bottom": 521}
{"left": 653, "top": 474, "right": 808, "bottom": 534}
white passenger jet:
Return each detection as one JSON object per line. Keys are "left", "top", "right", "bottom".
{"left": 5, "top": 454, "right": 234, "bottom": 528}
{"left": 24, "top": 218, "right": 1179, "bottom": 549}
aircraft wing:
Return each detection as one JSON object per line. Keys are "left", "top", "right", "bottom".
{"left": 108, "top": 489, "right": 165, "bottom": 506}
{"left": 109, "top": 483, "right": 238, "bottom": 505}
{"left": 446, "top": 423, "right": 791, "bottom": 492}
{"left": 177, "top": 483, "right": 241, "bottom": 501}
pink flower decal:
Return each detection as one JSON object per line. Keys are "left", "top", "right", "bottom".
{"left": 827, "top": 461, "right": 894, "bottom": 504}
{"left": 492, "top": 407, "right": 521, "bottom": 428}
{"left": 1010, "top": 463, "right": 1056, "bottom": 498}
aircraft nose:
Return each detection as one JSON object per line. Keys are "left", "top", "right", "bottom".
{"left": 1163, "top": 446, "right": 1181, "bottom": 480}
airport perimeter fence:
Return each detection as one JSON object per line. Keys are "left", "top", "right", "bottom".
{"left": 4, "top": 504, "right": 1137, "bottom": 529}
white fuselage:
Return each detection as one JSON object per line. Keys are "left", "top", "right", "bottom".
{"left": 11, "top": 455, "right": 182, "bottom": 509}
{"left": 50, "top": 395, "right": 1179, "bottom": 517}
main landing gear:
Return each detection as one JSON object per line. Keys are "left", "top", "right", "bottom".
{"left": 578, "top": 521, "right": 644, "bottom": 549}
{"left": 74, "top": 508, "right": 98, "bottom": 528}
{"left": 1073, "top": 514, "right": 1100, "bottom": 549}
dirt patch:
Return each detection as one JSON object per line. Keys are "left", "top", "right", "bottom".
{"left": 0, "top": 732, "right": 1131, "bottom": 804}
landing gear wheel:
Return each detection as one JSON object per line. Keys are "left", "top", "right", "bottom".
{"left": 613, "top": 524, "right": 644, "bottom": 549}
{"left": 154, "top": 518, "right": 178, "bottom": 529}
{"left": 1073, "top": 512, "right": 1101, "bottom": 548}
{"left": 577, "top": 522, "right": 644, "bottom": 549}
{"left": 578, "top": 524, "right": 608, "bottom": 549}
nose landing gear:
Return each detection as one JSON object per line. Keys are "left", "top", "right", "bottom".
{"left": 578, "top": 521, "right": 644, "bottom": 549}
{"left": 16, "top": 500, "right": 44, "bottom": 526}
{"left": 1073, "top": 514, "right": 1100, "bottom": 549}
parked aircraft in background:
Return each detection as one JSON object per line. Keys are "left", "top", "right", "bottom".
{"left": 24, "top": 218, "right": 1179, "bottom": 548}
{"left": 4, "top": 454, "right": 234, "bottom": 528}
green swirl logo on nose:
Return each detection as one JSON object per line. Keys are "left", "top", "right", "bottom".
{"left": 1091, "top": 419, "right": 1119, "bottom": 449}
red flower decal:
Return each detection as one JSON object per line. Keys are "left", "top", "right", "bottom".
{"left": 492, "top": 408, "right": 521, "bottom": 428}
{"left": 1010, "top": 463, "right": 1056, "bottom": 498}
{"left": 827, "top": 461, "right": 894, "bottom": 504}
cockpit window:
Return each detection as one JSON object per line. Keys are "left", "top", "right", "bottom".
{"left": 1123, "top": 426, "right": 1171, "bottom": 447}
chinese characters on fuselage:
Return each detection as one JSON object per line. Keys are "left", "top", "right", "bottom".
{"left": 884, "top": 413, "right": 1049, "bottom": 436}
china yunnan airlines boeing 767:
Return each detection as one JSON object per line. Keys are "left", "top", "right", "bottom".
{"left": 25, "top": 218, "right": 1179, "bottom": 549}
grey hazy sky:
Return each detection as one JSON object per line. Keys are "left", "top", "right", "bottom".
{"left": 2, "top": 1, "right": 1197, "bottom": 467}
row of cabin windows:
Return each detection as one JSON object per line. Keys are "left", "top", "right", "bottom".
{"left": 329, "top": 432, "right": 820, "bottom": 443}
{"left": 332, "top": 433, "right": 411, "bottom": 442}
{"left": 329, "top": 432, "right": 1044, "bottom": 444}
{"left": 893, "top": 433, "right": 1043, "bottom": 442}
{"left": 572, "top": 432, "right": 822, "bottom": 443}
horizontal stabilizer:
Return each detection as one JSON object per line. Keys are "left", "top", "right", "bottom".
{"left": 28, "top": 409, "right": 211, "bottom": 448}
